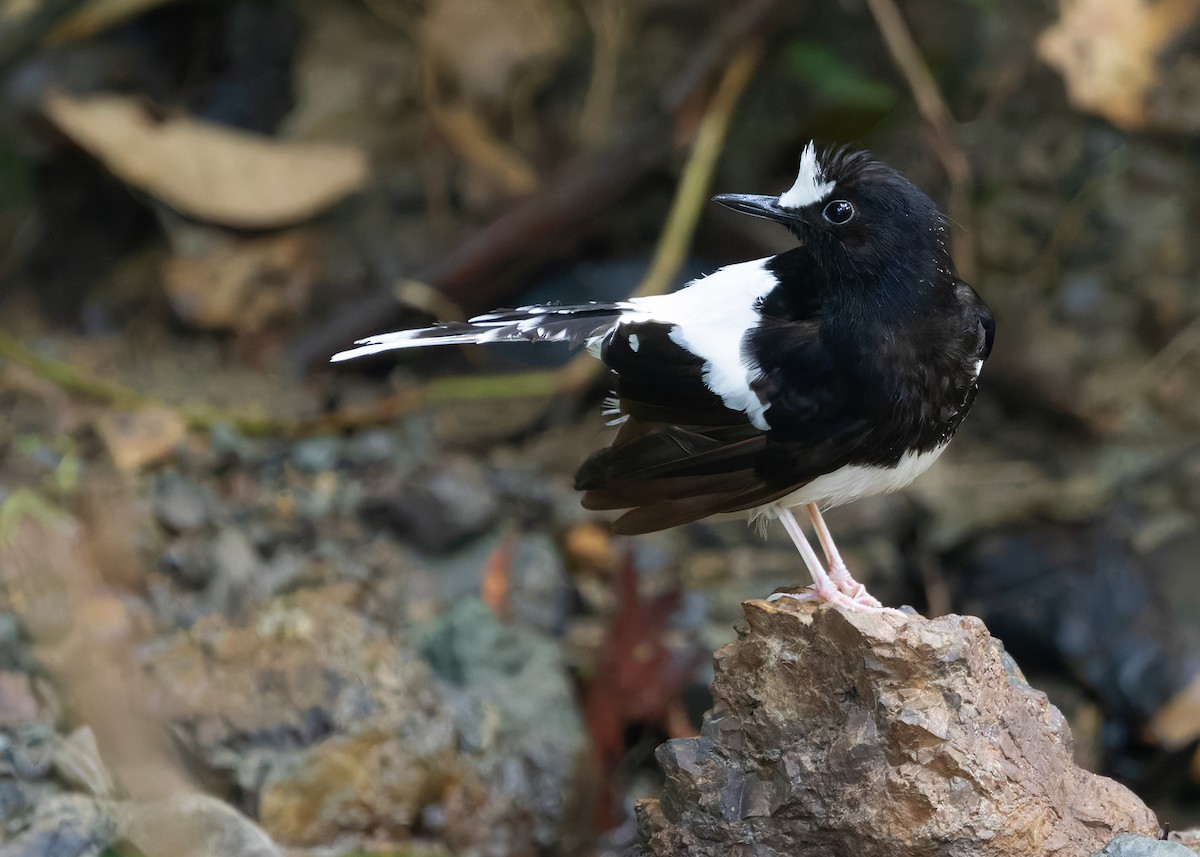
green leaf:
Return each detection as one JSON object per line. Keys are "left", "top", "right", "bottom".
{"left": 786, "top": 41, "right": 898, "bottom": 111}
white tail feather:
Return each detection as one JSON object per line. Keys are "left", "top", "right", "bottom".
{"left": 330, "top": 302, "right": 633, "bottom": 363}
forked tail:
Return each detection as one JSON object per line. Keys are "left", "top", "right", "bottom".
{"left": 330, "top": 302, "right": 631, "bottom": 363}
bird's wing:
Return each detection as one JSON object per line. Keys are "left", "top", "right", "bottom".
{"left": 577, "top": 318, "right": 873, "bottom": 534}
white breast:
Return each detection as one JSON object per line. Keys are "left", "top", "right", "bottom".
{"left": 774, "top": 444, "right": 949, "bottom": 511}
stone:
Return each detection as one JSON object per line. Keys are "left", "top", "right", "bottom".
{"left": 360, "top": 458, "right": 498, "bottom": 552}
{"left": 152, "top": 474, "right": 209, "bottom": 534}
{"left": 1097, "top": 834, "right": 1194, "bottom": 856}
{"left": 635, "top": 600, "right": 1160, "bottom": 857}
{"left": 418, "top": 600, "right": 586, "bottom": 853}
{"left": 0, "top": 673, "right": 40, "bottom": 724}
{"left": 120, "top": 794, "right": 282, "bottom": 857}
{"left": 141, "top": 586, "right": 458, "bottom": 846}
{"left": 0, "top": 795, "right": 117, "bottom": 857}
{"left": 290, "top": 436, "right": 343, "bottom": 474}
{"left": 0, "top": 793, "right": 283, "bottom": 857}
{"left": 415, "top": 531, "right": 572, "bottom": 634}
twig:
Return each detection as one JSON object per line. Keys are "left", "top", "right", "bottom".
{"left": 864, "top": 0, "right": 977, "bottom": 282}
{"left": 290, "top": 130, "right": 669, "bottom": 372}
{"left": 0, "top": 330, "right": 561, "bottom": 438}
{"left": 0, "top": 333, "right": 146, "bottom": 410}
{"left": 3, "top": 36, "right": 767, "bottom": 440}
{"left": 578, "top": 0, "right": 630, "bottom": 148}
{"left": 555, "top": 40, "right": 766, "bottom": 393}
{"left": 294, "top": 0, "right": 781, "bottom": 373}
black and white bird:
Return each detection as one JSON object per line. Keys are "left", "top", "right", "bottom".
{"left": 332, "top": 143, "right": 994, "bottom": 612}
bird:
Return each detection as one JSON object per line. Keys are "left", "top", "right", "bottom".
{"left": 332, "top": 143, "right": 994, "bottom": 612}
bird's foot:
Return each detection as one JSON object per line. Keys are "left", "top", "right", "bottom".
{"left": 767, "top": 581, "right": 903, "bottom": 616}
{"left": 827, "top": 563, "right": 881, "bottom": 607}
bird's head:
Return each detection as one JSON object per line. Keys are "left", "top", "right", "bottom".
{"left": 713, "top": 143, "right": 952, "bottom": 282}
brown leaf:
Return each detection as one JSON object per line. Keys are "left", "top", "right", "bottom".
{"left": 480, "top": 529, "right": 517, "bottom": 621}
{"left": 1148, "top": 671, "right": 1200, "bottom": 750}
{"left": 581, "top": 551, "right": 702, "bottom": 829}
{"left": 1038, "top": 0, "right": 1200, "bottom": 129}
{"left": 563, "top": 521, "right": 617, "bottom": 573}
{"left": 43, "top": 91, "right": 369, "bottom": 228}
{"left": 94, "top": 407, "right": 187, "bottom": 473}
{"left": 421, "top": 0, "right": 570, "bottom": 103}
{"left": 162, "top": 230, "right": 320, "bottom": 333}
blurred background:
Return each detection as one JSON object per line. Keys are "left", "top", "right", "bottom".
{"left": 3, "top": 0, "right": 1200, "bottom": 853}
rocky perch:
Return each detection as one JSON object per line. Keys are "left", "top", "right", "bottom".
{"left": 635, "top": 600, "right": 1161, "bottom": 857}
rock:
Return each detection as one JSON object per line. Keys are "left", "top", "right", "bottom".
{"left": 418, "top": 599, "right": 587, "bottom": 854}
{"left": 120, "top": 794, "right": 282, "bottom": 857}
{"left": 0, "top": 793, "right": 283, "bottom": 857}
{"left": 413, "top": 531, "right": 572, "bottom": 634}
{"left": 360, "top": 458, "right": 498, "bottom": 553}
{"left": 51, "top": 727, "right": 114, "bottom": 798}
{"left": 207, "top": 527, "right": 261, "bottom": 613}
{"left": 635, "top": 600, "right": 1159, "bottom": 857}
{"left": 0, "top": 795, "right": 117, "bottom": 857}
{"left": 949, "top": 525, "right": 1194, "bottom": 722}
{"left": 1097, "top": 834, "right": 1193, "bottom": 856}
{"left": 153, "top": 474, "right": 209, "bottom": 534}
{"left": 290, "top": 436, "right": 343, "bottom": 474}
{"left": 141, "top": 586, "right": 458, "bottom": 846}
{"left": 0, "top": 672, "right": 41, "bottom": 724}
{"left": 0, "top": 724, "right": 56, "bottom": 829}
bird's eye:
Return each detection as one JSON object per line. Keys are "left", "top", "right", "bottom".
{"left": 822, "top": 200, "right": 855, "bottom": 225}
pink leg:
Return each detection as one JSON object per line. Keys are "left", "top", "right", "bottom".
{"left": 767, "top": 508, "right": 900, "bottom": 614}
{"left": 806, "top": 503, "right": 882, "bottom": 608}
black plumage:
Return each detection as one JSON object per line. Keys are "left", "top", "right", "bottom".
{"left": 333, "top": 144, "right": 994, "bottom": 611}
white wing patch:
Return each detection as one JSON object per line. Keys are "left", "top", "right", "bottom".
{"left": 629, "top": 258, "right": 778, "bottom": 431}
{"left": 779, "top": 141, "right": 835, "bottom": 210}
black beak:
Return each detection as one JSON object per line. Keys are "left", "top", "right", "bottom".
{"left": 712, "top": 193, "right": 800, "bottom": 226}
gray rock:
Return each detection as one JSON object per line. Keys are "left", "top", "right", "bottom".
{"left": 0, "top": 795, "right": 116, "bottom": 857}
{"left": 417, "top": 531, "right": 571, "bottom": 634}
{"left": 290, "top": 436, "right": 343, "bottom": 473}
{"left": 636, "top": 599, "right": 1160, "bottom": 857}
{"left": 208, "top": 528, "right": 260, "bottom": 613}
{"left": 1096, "top": 834, "right": 1194, "bottom": 856}
{"left": 141, "top": 587, "right": 458, "bottom": 845}
{"left": 119, "top": 794, "right": 282, "bottom": 857}
{"left": 419, "top": 599, "right": 586, "bottom": 852}
{"left": 0, "top": 793, "right": 283, "bottom": 857}
{"left": 153, "top": 474, "right": 209, "bottom": 534}
{"left": 361, "top": 459, "right": 498, "bottom": 552}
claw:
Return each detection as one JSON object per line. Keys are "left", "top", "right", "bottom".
{"left": 768, "top": 584, "right": 902, "bottom": 616}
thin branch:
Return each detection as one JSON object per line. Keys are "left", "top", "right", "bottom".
{"left": 294, "top": 0, "right": 781, "bottom": 373}
{"left": 865, "top": 0, "right": 976, "bottom": 282}
{"left": 556, "top": 39, "right": 766, "bottom": 392}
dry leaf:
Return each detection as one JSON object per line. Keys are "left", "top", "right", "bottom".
{"left": 1038, "top": 0, "right": 1200, "bottom": 129}
{"left": 421, "top": 0, "right": 570, "bottom": 103}
{"left": 162, "top": 229, "right": 320, "bottom": 332}
{"left": 480, "top": 529, "right": 517, "bottom": 621}
{"left": 43, "top": 91, "right": 369, "bottom": 228}
{"left": 94, "top": 407, "right": 187, "bottom": 473}
{"left": 1147, "top": 671, "right": 1200, "bottom": 749}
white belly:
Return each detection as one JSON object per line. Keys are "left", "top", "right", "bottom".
{"left": 773, "top": 444, "right": 948, "bottom": 511}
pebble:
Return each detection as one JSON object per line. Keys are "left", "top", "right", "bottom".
{"left": 153, "top": 474, "right": 209, "bottom": 534}
{"left": 1095, "top": 834, "right": 1194, "bottom": 856}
